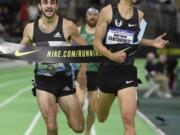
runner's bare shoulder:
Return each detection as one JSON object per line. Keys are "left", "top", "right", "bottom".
{"left": 21, "top": 22, "right": 34, "bottom": 45}
{"left": 23, "top": 22, "right": 34, "bottom": 40}
{"left": 100, "top": 4, "right": 112, "bottom": 23}
{"left": 137, "top": 9, "right": 144, "bottom": 22}
{"left": 63, "top": 18, "right": 78, "bottom": 41}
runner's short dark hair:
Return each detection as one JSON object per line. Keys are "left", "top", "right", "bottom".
{"left": 37, "top": 0, "right": 58, "bottom": 4}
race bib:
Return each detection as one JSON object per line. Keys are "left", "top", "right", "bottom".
{"left": 106, "top": 28, "right": 135, "bottom": 44}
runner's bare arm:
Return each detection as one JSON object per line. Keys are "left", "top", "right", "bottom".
{"left": 69, "top": 22, "right": 88, "bottom": 90}
{"left": 93, "top": 6, "right": 113, "bottom": 59}
{"left": 64, "top": 19, "right": 87, "bottom": 90}
{"left": 141, "top": 33, "right": 169, "bottom": 48}
{"left": 20, "top": 23, "right": 33, "bottom": 45}
{"left": 138, "top": 10, "right": 169, "bottom": 48}
{"left": 63, "top": 19, "right": 86, "bottom": 45}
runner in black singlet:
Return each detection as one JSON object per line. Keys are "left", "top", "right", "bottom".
{"left": 20, "top": 0, "right": 87, "bottom": 134}
{"left": 93, "top": 0, "right": 169, "bottom": 134}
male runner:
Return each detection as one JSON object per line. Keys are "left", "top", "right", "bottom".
{"left": 20, "top": 0, "right": 86, "bottom": 134}
{"left": 93, "top": 0, "right": 169, "bottom": 135}
{"left": 75, "top": 7, "right": 99, "bottom": 135}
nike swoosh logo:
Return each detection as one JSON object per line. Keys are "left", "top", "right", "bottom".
{"left": 128, "top": 24, "right": 136, "bottom": 27}
{"left": 126, "top": 80, "right": 134, "bottom": 84}
{"left": 15, "top": 49, "right": 39, "bottom": 57}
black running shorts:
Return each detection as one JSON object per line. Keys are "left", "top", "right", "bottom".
{"left": 97, "top": 66, "right": 138, "bottom": 94}
{"left": 75, "top": 70, "right": 98, "bottom": 91}
{"left": 34, "top": 73, "right": 75, "bottom": 98}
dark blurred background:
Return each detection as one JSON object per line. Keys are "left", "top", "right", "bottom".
{"left": 0, "top": 0, "right": 179, "bottom": 44}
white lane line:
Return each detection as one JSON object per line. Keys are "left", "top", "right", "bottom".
{"left": 137, "top": 110, "right": 166, "bottom": 135}
{"left": 83, "top": 96, "right": 97, "bottom": 135}
{"left": 91, "top": 125, "right": 96, "bottom": 135}
{"left": 24, "top": 111, "right": 41, "bottom": 135}
{"left": 0, "top": 78, "right": 30, "bottom": 89}
{"left": 0, "top": 86, "right": 31, "bottom": 109}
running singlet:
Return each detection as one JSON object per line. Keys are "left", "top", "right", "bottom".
{"left": 32, "top": 16, "right": 71, "bottom": 76}
{"left": 78, "top": 25, "right": 99, "bottom": 72}
{"left": 103, "top": 4, "right": 140, "bottom": 66}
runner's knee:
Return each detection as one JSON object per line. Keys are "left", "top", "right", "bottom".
{"left": 42, "top": 112, "right": 57, "bottom": 130}
{"left": 121, "top": 112, "right": 135, "bottom": 127}
{"left": 69, "top": 120, "right": 84, "bottom": 133}
{"left": 67, "top": 112, "right": 84, "bottom": 133}
{"left": 96, "top": 112, "right": 108, "bottom": 123}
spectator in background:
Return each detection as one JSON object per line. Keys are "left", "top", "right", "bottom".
{"left": 145, "top": 52, "right": 156, "bottom": 77}
{"left": 144, "top": 52, "right": 161, "bottom": 98}
{"left": 154, "top": 54, "right": 172, "bottom": 98}
{"left": 19, "top": 2, "right": 29, "bottom": 22}
{"left": 155, "top": 54, "right": 167, "bottom": 74}
{"left": 18, "top": 1, "right": 29, "bottom": 35}
{"left": 145, "top": 53, "right": 172, "bottom": 98}
{"left": 27, "top": 1, "right": 38, "bottom": 22}
{"left": 166, "top": 57, "right": 178, "bottom": 90}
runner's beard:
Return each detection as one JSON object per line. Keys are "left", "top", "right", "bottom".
{"left": 87, "top": 19, "right": 96, "bottom": 27}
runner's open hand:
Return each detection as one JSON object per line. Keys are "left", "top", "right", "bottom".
{"left": 153, "top": 33, "right": 169, "bottom": 48}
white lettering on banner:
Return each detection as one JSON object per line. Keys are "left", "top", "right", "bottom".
{"left": 0, "top": 46, "right": 16, "bottom": 54}
{"left": 0, "top": 46, "right": 8, "bottom": 53}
